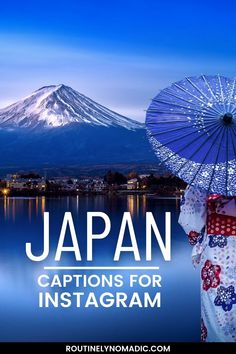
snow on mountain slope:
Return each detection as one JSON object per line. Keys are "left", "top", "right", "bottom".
{"left": 0, "top": 84, "right": 143, "bottom": 130}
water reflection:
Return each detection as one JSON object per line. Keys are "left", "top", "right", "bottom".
{"left": 35, "top": 196, "right": 39, "bottom": 216}
{"left": 28, "top": 198, "right": 32, "bottom": 222}
{"left": 127, "top": 194, "right": 160, "bottom": 217}
{"left": 1, "top": 197, "right": 47, "bottom": 221}
{"left": 1, "top": 195, "right": 180, "bottom": 222}
{"left": 41, "top": 196, "right": 45, "bottom": 214}
{"left": 0, "top": 195, "right": 199, "bottom": 342}
{"left": 127, "top": 195, "right": 134, "bottom": 216}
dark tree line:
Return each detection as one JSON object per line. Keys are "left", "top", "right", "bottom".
{"left": 104, "top": 171, "right": 127, "bottom": 185}
{"left": 104, "top": 171, "right": 186, "bottom": 189}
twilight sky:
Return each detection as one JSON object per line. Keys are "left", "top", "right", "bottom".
{"left": 0, "top": 0, "right": 236, "bottom": 121}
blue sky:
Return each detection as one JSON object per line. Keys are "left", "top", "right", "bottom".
{"left": 0, "top": 0, "right": 236, "bottom": 121}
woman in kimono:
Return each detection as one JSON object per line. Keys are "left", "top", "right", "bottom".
{"left": 179, "top": 186, "right": 236, "bottom": 342}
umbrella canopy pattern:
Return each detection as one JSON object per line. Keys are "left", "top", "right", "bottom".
{"left": 146, "top": 75, "right": 236, "bottom": 196}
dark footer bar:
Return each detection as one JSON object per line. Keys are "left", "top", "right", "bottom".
{"left": 0, "top": 342, "right": 235, "bottom": 353}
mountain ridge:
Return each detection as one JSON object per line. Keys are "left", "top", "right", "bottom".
{"left": 0, "top": 84, "right": 143, "bottom": 130}
{"left": 0, "top": 85, "right": 155, "bottom": 173}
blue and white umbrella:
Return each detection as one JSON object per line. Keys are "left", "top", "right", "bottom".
{"left": 146, "top": 75, "right": 236, "bottom": 196}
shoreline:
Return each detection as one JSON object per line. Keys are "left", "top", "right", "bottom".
{"left": 0, "top": 191, "right": 182, "bottom": 199}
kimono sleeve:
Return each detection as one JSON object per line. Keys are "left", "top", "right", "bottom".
{"left": 178, "top": 185, "right": 207, "bottom": 235}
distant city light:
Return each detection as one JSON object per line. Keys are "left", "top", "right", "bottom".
{"left": 2, "top": 188, "right": 10, "bottom": 195}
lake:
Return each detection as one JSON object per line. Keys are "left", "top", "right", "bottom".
{"left": 0, "top": 195, "right": 200, "bottom": 342}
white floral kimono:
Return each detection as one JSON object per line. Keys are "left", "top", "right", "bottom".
{"left": 179, "top": 186, "right": 236, "bottom": 342}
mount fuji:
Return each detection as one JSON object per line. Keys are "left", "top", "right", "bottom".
{"left": 0, "top": 84, "right": 142, "bottom": 130}
{"left": 0, "top": 85, "right": 155, "bottom": 175}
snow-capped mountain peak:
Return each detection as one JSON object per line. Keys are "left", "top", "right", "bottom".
{"left": 0, "top": 85, "right": 143, "bottom": 130}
